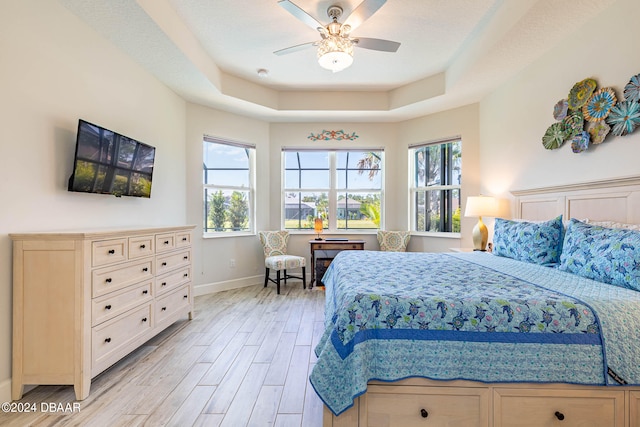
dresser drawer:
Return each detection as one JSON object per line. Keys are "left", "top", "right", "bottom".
{"left": 92, "top": 258, "right": 154, "bottom": 298}
{"left": 155, "top": 266, "right": 191, "bottom": 296}
{"left": 494, "top": 388, "right": 624, "bottom": 426}
{"left": 155, "top": 233, "right": 175, "bottom": 253}
{"left": 175, "top": 231, "right": 191, "bottom": 247}
{"left": 92, "top": 281, "right": 153, "bottom": 326}
{"left": 156, "top": 249, "right": 191, "bottom": 274}
{"left": 92, "top": 304, "right": 152, "bottom": 372}
{"left": 92, "top": 238, "right": 127, "bottom": 267}
{"left": 363, "top": 385, "right": 488, "bottom": 427}
{"left": 128, "top": 235, "right": 154, "bottom": 259}
{"left": 155, "top": 285, "right": 191, "bottom": 325}
{"left": 630, "top": 391, "right": 640, "bottom": 426}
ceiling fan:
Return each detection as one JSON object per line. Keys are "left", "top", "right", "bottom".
{"left": 274, "top": 0, "right": 401, "bottom": 72}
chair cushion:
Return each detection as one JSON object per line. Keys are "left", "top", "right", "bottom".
{"left": 377, "top": 231, "right": 411, "bottom": 252}
{"left": 258, "top": 230, "right": 289, "bottom": 257}
{"left": 265, "top": 255, "right": 306, "bottom": 270}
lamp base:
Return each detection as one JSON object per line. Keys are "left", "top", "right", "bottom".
{"left": 471, "top": 217, "right": 488, "bottom": 251}
{"left": 315, "top": 237, "right": 323, "bottom": 241}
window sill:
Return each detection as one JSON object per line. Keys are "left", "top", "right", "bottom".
{"left": 411, "top": 231, "right": 461, "bottom": 239}
{"left": 202, "top": 231, "right": 256, "bottom": 239}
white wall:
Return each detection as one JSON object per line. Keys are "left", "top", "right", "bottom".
{"left": 0, "top": 1, "right": 187, "bottom": 401}
{"left": 481, "top": 0, "right": 640, "bottom": 204}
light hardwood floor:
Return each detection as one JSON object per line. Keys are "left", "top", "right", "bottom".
{"left": 1, "top": 283, "right": 325, "bottom": 427}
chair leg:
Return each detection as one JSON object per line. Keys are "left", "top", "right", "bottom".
{"left": 276, "top": 270, "right": 281, "bottom": 294}
{"left": 264, "top": 268, "right": 269, "bottom": 288}
{"left": 302, "top": 266, "right": 306, "bottom": 289}
{"left": 284, "top": 269, "right": 287, "bottom": 285}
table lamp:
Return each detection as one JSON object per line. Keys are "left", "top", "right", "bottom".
{"left": 314, "top": 218, "right": 324, "bottom": 240}
{"left": 464, "top": 196, "right": 500, "bottom": 251}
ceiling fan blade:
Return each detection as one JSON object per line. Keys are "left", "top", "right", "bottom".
{"left": 274, "top": 41, "right": 317, "bottom": 56}
{"left": 353, "top": 37, "right": 400, "bottom": 52}
{"left": 343, "top": 0, "right": 386, "bottom": 31}
{"left": 278, "top": 0, "right": 324, "bottom": 32}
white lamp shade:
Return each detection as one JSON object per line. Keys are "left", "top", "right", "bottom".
{"left": 464, "top": 196, "right": 501, "bottom": 218}
{"left": 317, "top": 35, "right": 354, "bottom": 72}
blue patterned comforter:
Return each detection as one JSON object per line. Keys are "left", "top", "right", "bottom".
{"left": 310, "top": 250, "right": 640, "bottom": 416}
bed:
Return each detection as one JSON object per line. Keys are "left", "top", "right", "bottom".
{"left": 312, "top": 176, "right": 640, "bottom": 427}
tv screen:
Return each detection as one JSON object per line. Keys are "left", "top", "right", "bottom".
{"left": 68, "top": 119, "right": 155, "bottom": 198}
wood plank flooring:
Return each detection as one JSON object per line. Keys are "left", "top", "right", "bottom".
{"left": 1, "top": 283, "right": 326, "bottom": 427}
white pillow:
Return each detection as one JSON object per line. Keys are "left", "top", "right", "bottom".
{"left": 584, "top": 219, "right": 640, "bottom": 231}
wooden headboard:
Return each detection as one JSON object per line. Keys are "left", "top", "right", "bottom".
{"left": 511, "top": 175, "right": 640, "bottom": 223}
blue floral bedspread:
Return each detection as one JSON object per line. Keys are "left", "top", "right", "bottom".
{"left": 309, "top": 250, "right": 640, "bottom": 416}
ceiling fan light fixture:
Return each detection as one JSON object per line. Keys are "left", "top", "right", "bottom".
{"left": 317, "top": 35, "right": 354, "bottom": 73}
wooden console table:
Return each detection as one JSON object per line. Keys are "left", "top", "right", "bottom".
{"left": 309, "top": 239, "right": 365, "bottom": 287}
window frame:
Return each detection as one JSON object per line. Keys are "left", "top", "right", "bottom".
{"left": 281, "top": 148, "right": 385, "bottom": 233}
{"left": 409, "top": 137, "right": 462, "bottom": 237}
{"left": 202, "top": 136, "right": 256, "bottom": 237}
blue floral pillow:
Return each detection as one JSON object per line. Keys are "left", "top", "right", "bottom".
{"left": 559, "top": 218, "right": 640, "bottom": 291}
{"left": 493, "top": 215, "right": 563, "bottom": 265}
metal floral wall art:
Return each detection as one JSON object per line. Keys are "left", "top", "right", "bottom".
{"left": 308, "top": 130, "right": 359, "bottom": 141}
{"left": 568, "top": 78, "right": 597, "bottom": 110}
{"left": 608, "top": 101, "right": 640, "bottom": 136}
{"left": 583, "top": 87, "right": 616, "bottom": 122}
{"left": 624, "top": 73, "right": 640, "bottom": 102}
{"left": 542, "top": 72, "right": 639, "bottom": 152}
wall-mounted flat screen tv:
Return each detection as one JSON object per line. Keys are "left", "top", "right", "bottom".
{"left": 68, "top": 119, "right": 155, "bottom": 198}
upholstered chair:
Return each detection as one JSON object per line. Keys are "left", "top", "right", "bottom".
{"left": 258, "top": 231, "right": 306, "bottom": 294}
{"left": 377, "top": 230, "right": 411, "bottom": 252}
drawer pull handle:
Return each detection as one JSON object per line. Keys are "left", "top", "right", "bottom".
{"left": 182, "top": 237, "right": 187, "bottom": 241}
{"left": 164, "top": 240, "right": 169, "bottom": 245}
{"left": 183, "top": 256, "right": 188, "bottom": 260}
{"left": 140, "top": 244, "right": 146, "bottom": 249}
{"left": 142, "top": 267, "right": 148, "bottom": 272}
{"left": 105, "top": 278, "right": 112, "bottom": 283}
{"left": 108, "top": 249, "right": 115, "bottom": 254}
{"left": 142, "top": 317, "right": 147, "bottom": 322}
{"left": 420, "top": 409, "right": 428, "bottom": 418}
{"left": 162, "top": 262, "right": 167, "bottom": 266}
{"left": 183, "top": 295, "right": 188, "bottom": 299}
{"left": 105, "top": 305, "right": 112, "bottom": 310}
{"left": 104, "top": 337, "right": 111, "bottom": 343}
{"left": 183, "top": 273, "right": 188, "bottom": 278}
{"left": 161, "top": 307, "right": 167, "bottom": 311}
{"left": 554, "top": 411, "right": 565, "bottom": 421}
{"left": 162, "top": 282, "right": 167, "bottom": 287}
{"left": 142, "top": 290, "right": 148, "bottom": 295}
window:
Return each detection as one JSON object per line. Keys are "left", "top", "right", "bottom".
{"left": 203, "top": 137, "right": 255, "bottom": 234}
{"left": 283, "top": 149, "right": 383, "bottom": 231}
{"left": 410, "top": 138, "right": 462, "bottom": 233}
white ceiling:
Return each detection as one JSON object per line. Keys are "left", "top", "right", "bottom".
{"left": 58, "top": 0, "right": 614, "bottom": 122}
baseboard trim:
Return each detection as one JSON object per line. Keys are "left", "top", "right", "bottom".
{"left": 0, "top": 377, "right": 11, "bottom": 402}
{"left": 194, "top": 275, "right": 263, "bottom": 296}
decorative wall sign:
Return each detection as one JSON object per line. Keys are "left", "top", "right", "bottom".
{"left": 542, "top": 72, "right": 640, "bottom": 152}
{"left": 308, "top": 130, "right": 359, "bottom": 141}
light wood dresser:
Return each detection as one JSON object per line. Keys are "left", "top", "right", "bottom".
{"left": 10, "top": 225, "right": 196, "bottom": 401}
